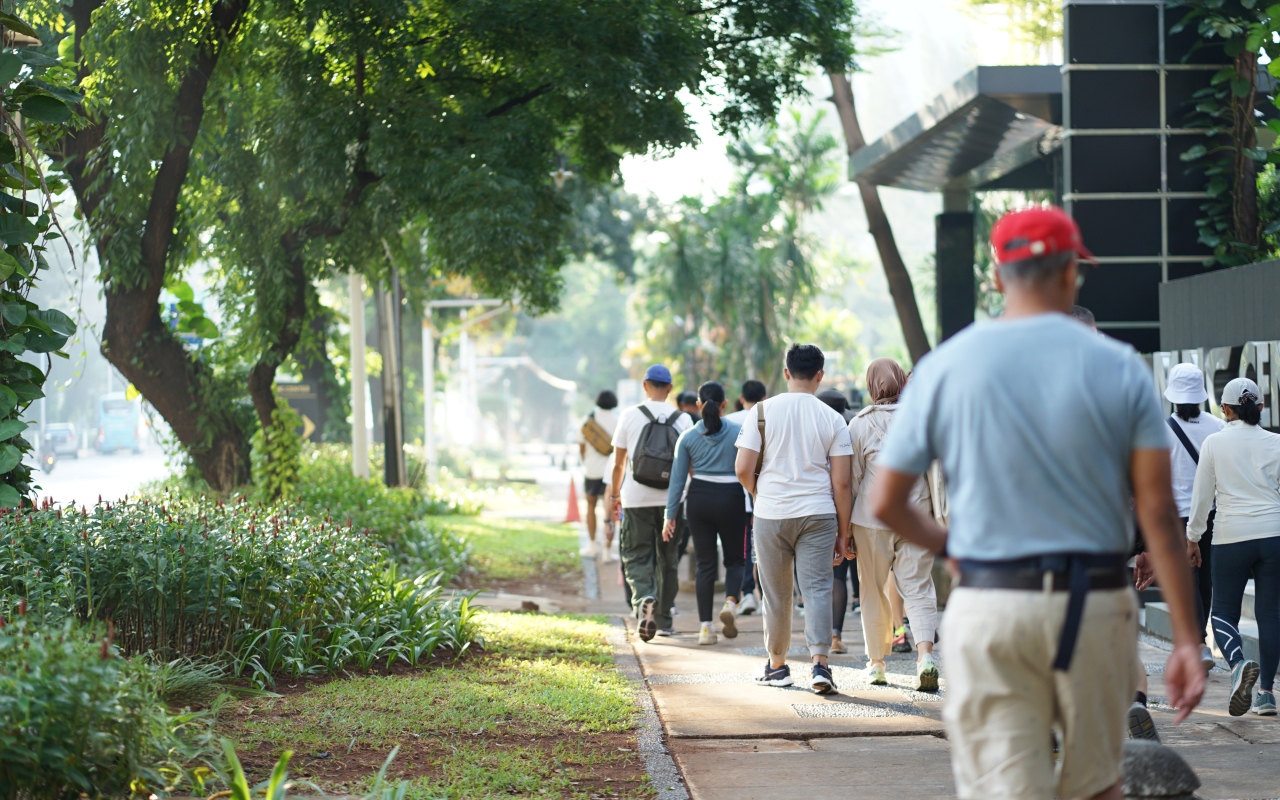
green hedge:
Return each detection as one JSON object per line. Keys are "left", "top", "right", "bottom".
{"left": 0, "top": 499, "right": 479, "bottom": 686}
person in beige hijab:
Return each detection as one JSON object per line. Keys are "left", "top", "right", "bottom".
{"left": 847, "top": 358, "right": 940, "bottom": 691}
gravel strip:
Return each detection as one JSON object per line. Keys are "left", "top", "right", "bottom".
{"left": 608, "top": 617, "right": 690, "bottom": 800}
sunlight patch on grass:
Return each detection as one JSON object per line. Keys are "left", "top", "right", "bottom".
{"left": 443, "top": 515, "right": 580, "bottom": 582}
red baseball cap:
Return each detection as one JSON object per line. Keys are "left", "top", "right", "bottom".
{"left": 990, "top": 206, "right": 1096, "bottom": 267}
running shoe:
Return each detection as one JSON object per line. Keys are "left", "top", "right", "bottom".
{"left": 862, "top": 662, "right": 887, "bottom": 686}
{"left": 916, "top": 655, "right": 939, "bottom": 693}
{"left": 1252, "top": 690, "right": 1277, "bottom": 716}
{"left": 1126, "top": 701, "right": 1159, "bottom": 741}
{"left": 830, "top": 636, "right": 848, "bottom": 654}
{"left": 1230, "top": 660, "right": 1261, "bottom": 717}
{"left": 811, "top": 662, "right": 837, "bottom": 695}
{"left": 637, "top": 596, "right": 657, "bottom": 642}
{"left": 891, "top": 623, "right": 912, "bottom": 654}
{"left": 656, "top": 628, "right": 677, "bottom": 637}
{"left": 737, "top": 592, "right": 759, "bottom": 615}
{"left": 698, "top": 625, "right": 717, "bottom": 646}
{"left": 670, "top": 606, "right": 680, "bottom": 617}
{"left": 719, "top": 600, "right": 739, "bottom": 639}
{"left": 755, "top": 661, "right": 794, "bottom": 687}
{"left": 1200, "top": 645, "right": 1216, "bottom": 672}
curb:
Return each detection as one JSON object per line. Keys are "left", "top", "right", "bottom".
{"left": 607, "top": 616, "right": 690, "bottom": 800}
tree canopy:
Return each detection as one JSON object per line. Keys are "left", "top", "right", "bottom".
{"left": 29, "top": 0, "right": 863, "bottom": 490}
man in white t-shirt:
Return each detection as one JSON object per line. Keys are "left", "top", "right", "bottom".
{"left": 735, "top": 345, "right": 853, "bottom": 694}
{"left": 610, "top": 364, "right": 693, "bottom": 641}
{"left": 577, "top": 390, "right": 621, "bottom": 559}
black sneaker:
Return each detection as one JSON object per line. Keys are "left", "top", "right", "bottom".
{"left": 811, "top": 662, "right": 837, "bottom": 695}
{"left": 637, "top": 596, "right": 657, "bottom": 642}
{"left": 1126, "top": 701, "right": 1159, "bottom": 741}
{"left": 755, "top": 661, "right": 793, "bottom": 687}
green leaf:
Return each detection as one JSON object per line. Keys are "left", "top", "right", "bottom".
{"left": 0, "top": 444, "right": 21, "bottom": 475}
{"left": 169, "top": 280, "right": 195, "bottom": 303}
{"left": 0, "top": 419, "right": 26, "bottom": 441}
{"left": 0, "top": 485, "right": 20, "bottom": 509}
{"left": 1232, "top": 76, "right": 1252, "bottom": 98}
{"left": 193, "top": 317, "right": 220, "bottom": 339}
{"left": 0, "top": 192, "right": 39, "bottom": 216}
{"left": 0, "top": 251, "right": 17, "bottom": 283}
{"left": 16, "top": 50, "right": 57, "bottom": 68}
{"left": 1245, "top": 146, "right": 1270, "bottom": 161}
{"left": 2, "top": 303, "right": 25, "bottom": 326}
{"left": 0, "top": 12, "right": 39, "bottom": 38}
{"left": 8, "top": 381, "right": 42, "bottom": 402}
{"left": 0, "top": 216, "right": 38, "bottom": 245}
{"left": 31, "top": 308, "right": 75, "bottom": 337}
{"left": 28, "top": 80, "right": 81, "bottom": 106}
{"left": 0, "top": 387, "right": 14, "bottom": 419}
{"left": 0, "top": 334, "right": 26, "bottom": 354}
{"left": 20, "top": 95, "right": 70, "bottom": 125}
{"left": 0, "top": 53, "right": 22, "bottom": 87}
{"left": 1180, "top": 143, "right": 1208, "bottom": 161}
{"left": 24, "top": 332, "right": 66, "bottom": 354}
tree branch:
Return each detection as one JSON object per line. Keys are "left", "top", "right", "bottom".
{"left": 486, "top": 83, "right": 553, "bottom": 118}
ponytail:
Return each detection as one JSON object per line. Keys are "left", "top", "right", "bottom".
{"left": 1175, "top": 403, "right": 1201, "bottom": 422}
{"left": 698, "top": 381, "right": 727, "bottom": 435}
{"left": 1228, "top": 399, "right": 1263, "bottom": 426}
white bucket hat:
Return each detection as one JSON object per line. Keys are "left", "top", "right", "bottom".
{"left": 1222, "top": 377, "right": 1262, "bottom": 407}
{"left": 1164, "top": 363, "right": 1208, "bottom": 405}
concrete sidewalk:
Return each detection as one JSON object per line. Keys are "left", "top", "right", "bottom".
{"left": 590, "top": 580, "right": 1280, "bottom": 800}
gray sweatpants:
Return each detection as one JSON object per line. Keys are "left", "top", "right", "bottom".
{"left": 754, "top": 514, "right": 837, "bottom": 660}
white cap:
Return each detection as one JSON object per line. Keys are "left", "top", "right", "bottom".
{"left": 1222, "top": 377, "right": 1262, "bottom": 406}
{"left": 1164, "top": 363, "right": 1208, "bottom": 405}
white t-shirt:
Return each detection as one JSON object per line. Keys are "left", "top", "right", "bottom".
{"left": 735, "top": 392, "right": 853, "bottom": 520}
{"left": 576, "top": 408, "right": 619, "bottom": 480}
{"left": 1167, "top": 412, "right": 1225, "bottom": 519}
{"left": 611, "top": 400, "right": 693, "bottom": 508}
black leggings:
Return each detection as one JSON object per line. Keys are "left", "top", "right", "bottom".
{"left": 1212, "top": 535, "right": 1280, "bottom": 691}
{"left": 686, "top": 480, "right": 748, "bottom": 622}
{"left": 832, "top": 558, "right": 860, "bottom": 636}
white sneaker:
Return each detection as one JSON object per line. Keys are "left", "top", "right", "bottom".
{"left": 671, "top": 606, "right": 680, "bottom": 618}
{"left": 698, "top": 625, "right": 717, "bottom": 646}
{"left": 863, "top": 662, "right": 887, "bottom": 686}
{"left": 719, "top": 601, "right": 738, "bottom": 639}
{"left": 579, "top": 543, "right": 596, "bottom": 557}
{"left": 916, "top": 655, "right": 939, "bottom": 693}
{"left": 1200, "top": 645, "right": 1217, "bottom": 672}
{"left": 737, "top": 593, "right": 759, "bottom": 615}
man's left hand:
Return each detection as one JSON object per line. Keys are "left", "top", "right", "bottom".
{"left": 1133, "top": 552, "right": 1156, "bottom": 591}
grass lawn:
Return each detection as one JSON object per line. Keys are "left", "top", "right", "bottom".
{"left": 443, "top": 515, "right": 581, "bottom": 590}
{"left": 224, "top": 612, "right": 652, "bottom": 799}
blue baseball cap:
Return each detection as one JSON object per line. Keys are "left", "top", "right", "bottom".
{"left": 643, "top": 364, "right": 673, "bottom": 384}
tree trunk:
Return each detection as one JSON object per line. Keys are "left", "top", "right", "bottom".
{"left": 1232, "top": 51, "right": 1259, "bottom": 251}
{"left": 827, "top": 72, "right": 932, "bottom": 363}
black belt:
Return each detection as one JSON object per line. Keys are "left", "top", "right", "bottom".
{"left": 957, "top": 553, "right": 1129, "bottom": 672}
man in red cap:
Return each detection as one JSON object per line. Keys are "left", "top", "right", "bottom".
{"left": 868, "top": 206, "right": 1206, "bottom": 800}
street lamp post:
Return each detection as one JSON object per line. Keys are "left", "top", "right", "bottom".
{"left": 422, "top": 298, "right": 505, "bottom": 485}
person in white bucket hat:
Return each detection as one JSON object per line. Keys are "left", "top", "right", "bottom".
{"left": 1187, "top": 377, "right": 1280, "bottom": 716}
{"left": 1162, "top": 363, "right": 1224, "bottom": 672}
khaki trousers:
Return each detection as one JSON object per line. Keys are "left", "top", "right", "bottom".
{"left": 942, "top": 587, "right": 1139, "bottom": 800}
{"left": 852, "top": 524, "right": 937, "bottom": 661}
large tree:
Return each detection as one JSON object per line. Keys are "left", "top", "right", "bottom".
{"left": 36, "top": 0, "right": 861, "bottom": 490}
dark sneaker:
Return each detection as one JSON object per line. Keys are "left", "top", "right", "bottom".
{"left": 891, "top": 622, "right": 912, "bottom": 653}
{"left": 755, "top": 661, "right": 793, "bottom": 687}
{"left": 1127, "top": 701, "right": 1159, "bottom": 741}
{"left": 811, "top": 662, "right": 837, "bottom": 695}
{"left": 1230, "top": 660, "right": 1260, "bottom": 717}
{"left": 656, "top": 628, "right": 677, "bottom": 637}
{"left": 637, "top": 596, "right": 657, "bottom": 642}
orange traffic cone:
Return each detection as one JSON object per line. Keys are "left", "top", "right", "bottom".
{"left": 564, "top": 481, "right": 581, "bottom": 524}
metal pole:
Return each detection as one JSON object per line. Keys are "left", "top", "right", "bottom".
{"left": 349, "top": 271, "right": 369, "bottom": 478}
{"left": 423, "top": 311, "right": 436, "bottom": 485}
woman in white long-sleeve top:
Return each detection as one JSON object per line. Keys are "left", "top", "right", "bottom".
{"left": 1187, "top": 377, "right": 1280, "bottom": 717}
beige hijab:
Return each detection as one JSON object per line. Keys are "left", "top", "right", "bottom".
{"left": 866, "top": 358, "right": 907, "bottom": 406}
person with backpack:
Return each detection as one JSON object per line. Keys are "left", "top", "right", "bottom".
{"left": 1161, "top": 363, "right": 1224, "bottom": 672}
{"left": 610, "top": 364, "right": 694, "bottom": 641}
{"left": 847, "top": 358, "right": 939, "bottom": 691}
{"left": 734, "top": 344, "right": 854, "bottom": 694}
{"left": 664, "top": 381, "right": 747, "bottom": 646}
{"left": 578, "top": 390, "right": 621, "bottom": 559}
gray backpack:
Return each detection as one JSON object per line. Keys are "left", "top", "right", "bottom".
{"left": 630, "top": 406, "right": 684, "bottom": 489}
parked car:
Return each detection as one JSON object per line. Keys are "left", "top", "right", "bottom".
{"left": 43, "top": 423, "right": 78, "bottom": 458}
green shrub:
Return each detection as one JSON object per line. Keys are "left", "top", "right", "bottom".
{"left": 0, "top": 499, "right": 480, "bottom": 686}
{"left": 250, "top": 398, "right": 303, "bottom": 503}
{"left": 0, "top": 616, "right": 219, "bottom": 798}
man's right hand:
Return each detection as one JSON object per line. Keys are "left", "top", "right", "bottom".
{"left": 1187, "top": 539, "right": 1201, "bottom": 568}
{"left": 1165, "top": 642, "right": 1207, "bottom": 724}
